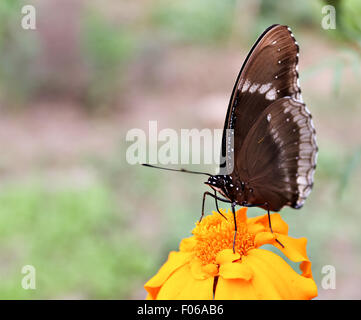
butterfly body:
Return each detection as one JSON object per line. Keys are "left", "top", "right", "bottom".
{"left": 205, "top": 175, "right": 252, "bottom": 207}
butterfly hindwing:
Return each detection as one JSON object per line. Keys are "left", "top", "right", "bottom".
{"left": 233, "top": 97, "right": 317, "bottom": 211}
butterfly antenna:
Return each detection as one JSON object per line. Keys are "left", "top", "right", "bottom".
{"left": 142, "top": 164, "right": 212, "bottom": 177}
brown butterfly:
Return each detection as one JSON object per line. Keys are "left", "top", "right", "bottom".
{"left": 143, "top": 24, "right": 318, "bottom": 250}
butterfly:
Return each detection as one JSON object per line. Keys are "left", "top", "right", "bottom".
{"left": 143, "top": 24, "right": 318, "bottom": 250}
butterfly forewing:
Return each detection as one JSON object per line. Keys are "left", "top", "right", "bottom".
{"left": 221, "top": 24, "right": 317, "bottom": 211}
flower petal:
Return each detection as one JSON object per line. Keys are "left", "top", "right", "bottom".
{"left": 190, "top": 259, "right": 218, "bottom": 279}
{"left": 179, "top": 236, "right": 197, "bottom": 252}
{"left": 250, "top": 232, "right": 312, "bottom": 278}
{"left": 144, "top": 251, "right": 192, "bottom": 299}
{"left": 274, "top": 234, "right": 309, "bottom": 264}
{"left": 215, "top": 249, "right": 240, "bottom": 265}
{"left": 247, "top": 213, "right": 288, "bottom": 235}
{"left": 219, "top": 261, "right": 253, "bottom": 281}
{"left": 256, "top": 232, "right": 314, "bottom": 279}
{"left": 276, "top": 234, "right": 313, "bottom": 279}
{"left": 215, "top": 277, "right": 258, "bottom": 300}
{"left": 300, "top": 260, "right": 313, "bottom": 279}
{"left": 254, "top": 231, "right": 276, "bottom": 247}
{"left": 202, "top": 263, "right": 218, "bottom": 277}
{"left": 242, "top": 249, "right": 317, "bottom": 299}
{"left": 235, "top": 207, "right": 248, "bottom": 224}
{"left": 157, "top": 263, "right": 214, "bottom": 300}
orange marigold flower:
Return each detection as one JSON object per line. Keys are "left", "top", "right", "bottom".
{"left": 144, "top": 208, "right": 317, "bottom": 300}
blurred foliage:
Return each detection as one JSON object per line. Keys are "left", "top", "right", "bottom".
{"left": 339, "top": 146, "right": 361, "bottom": 199}
{"left": 0, "top": 1, "right": 137, "bottom": 110}
{"left": 149, "top": 0, "right": 236, "bottom": 44}
{"left": 302, "top": 49, "right": 361, "bottom": 97}
{"left": 257, "top": 0, "right": 321, "bottom": 31}
{"left": 0, "top": 0, "right": 39, "bottom": 105}
{"left": 82, "top": 11, "right": 136, "bottom": 110}
{"left": 324, "top": 0, "right": 361, "bottom": 46}
{"left": 0, "top": 0, "right": 359, "bottom": 109}
{"left": 0, "top": 179, "right": 153, "bottom": 299}
{"left": 340, "top": 0, "right": 361, "bottom": 45}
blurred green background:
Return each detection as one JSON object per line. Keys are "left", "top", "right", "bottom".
{"left": 0, "top": 0, "right": 360, "bottom": 299}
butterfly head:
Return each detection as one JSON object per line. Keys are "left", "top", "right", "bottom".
{"left": 205, "top": 175, "right": 233, "bottom": 199}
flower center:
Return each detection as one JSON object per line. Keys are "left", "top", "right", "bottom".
{"left": 192, "top": 209, "right": 255, "bottom": 265}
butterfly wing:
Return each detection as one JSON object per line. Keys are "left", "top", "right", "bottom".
{"left": 220, "top": 24, "right": 302, "bottom": 174}
{"left": 236, "top": 97, "right": 317, "bottom": 211}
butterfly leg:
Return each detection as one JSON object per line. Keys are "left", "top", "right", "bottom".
{"left": 231, "top": 202, "right": 237, "bottom": 253}
{"left": 200, "top": 191, "right": 230, "bottom": 222}
{"left": 265, "top": 202, "right": 284, "bottom": 248}
{"left": 240, "top": 202, "right": 284, "bottom": 248}
{"left": 214, "top": 190, "right": 228, "bottom": 221}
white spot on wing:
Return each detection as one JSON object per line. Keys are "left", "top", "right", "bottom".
{"left": 265, "top": 88, "right": 277, "bottom": 100}
{"left": 241, "top": 79, "right": 251, "bottom": 92}
{"left": 249, "top": 83, "right": 260, "bottom": 93}
{"left": 258, "top": 83, "right": 272, "bottom": 94}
